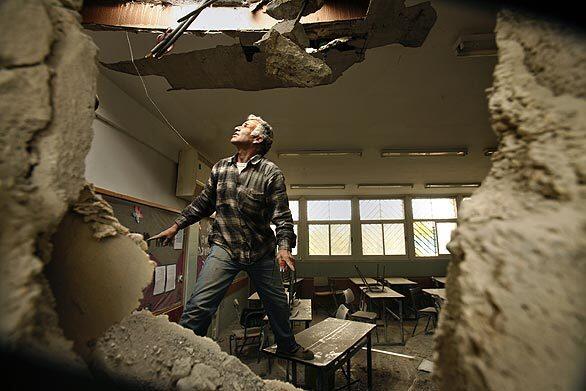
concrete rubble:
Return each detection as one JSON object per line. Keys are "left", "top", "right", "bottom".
{"left": 435, "top": 9, "right": 586, "bottom": 391}
{"left": 90, "top": 311, "right": 300, "bottom": 390}
{"left": 265, "top": 0, "right": 325, "bottom": 20}
{"left": 99, "top": 0, "right": 437, "bottom": 90}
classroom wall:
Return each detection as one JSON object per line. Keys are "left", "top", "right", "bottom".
{"left": 85, "top": 73, "right": 187, "bottom": 210}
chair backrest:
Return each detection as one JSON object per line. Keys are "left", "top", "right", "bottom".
{"left": 343, "top": 288, "right": 355, "bottom": 305}
{"left": 240, "top": 308, "right": 266, "bottom": 328}
{"left": 409, "top": 287, "right": 433, "bottom": 310}
{"left": 314, "top": 276, "right": 329, "bottom": 287}
{"left": 335, "top": 304, "right": 350, "bottom": 320}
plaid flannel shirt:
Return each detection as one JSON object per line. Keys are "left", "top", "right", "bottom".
{"left": 174, "top": 153, "right": 296, "bottom": 264}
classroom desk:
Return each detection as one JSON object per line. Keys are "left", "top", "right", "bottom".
{"left": 264, "top": 317, "right": 376, "bottom": 390}
{"left": 359, "top": 286, "right": 406, "bottom": 345}
{"left": 423, "top": 288, "right": 447, "bottom": 301}
{"left": 290, "top": 299, "right": 312, "bottom": 329}
{"left": 349, "top": 277, "right": 379, "bottom": 285}
{"left": 432, "top": 276, "right": 447, "bottom": 286}
{"left": 384, "top": 277, "right": 417, "bottom": 286}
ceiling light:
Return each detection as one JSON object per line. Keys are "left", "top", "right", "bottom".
{"left": 483, "top": 148, "right": 497, "bottom": 156}
{"left": 424, "top": 183, "right": 481, "bottom": 189}
{"left": 278, "top": 150, "right": 362, "bottom": 158}
{"left": 290, "top": 184, "right": 346, "bottom": 190}
{"left": 454, "top": 33, "right": 497, "bottom": 57}
{"left": 380, "top": 148, "right": 467, "bottom": 157}
{"left": 357, "top": 183, "right": 414, "bottom": 189}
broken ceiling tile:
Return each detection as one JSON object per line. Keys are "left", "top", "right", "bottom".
{"left": 265, "top": 0, "right": 325, "bottom": 20}
{"left": 254, "top": 29, "right": 331, "bottom": 87}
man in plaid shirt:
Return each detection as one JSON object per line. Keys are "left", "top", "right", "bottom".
{"left": 153, "top": 114, "right": 314, "bottom": 360}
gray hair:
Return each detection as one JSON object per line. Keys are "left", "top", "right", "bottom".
{"left": 248, "top": 114, "right": 273, "bottom": 156}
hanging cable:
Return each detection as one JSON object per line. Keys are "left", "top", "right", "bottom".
{"left": 124, "top": 31, "right": 190, "bottom": 146}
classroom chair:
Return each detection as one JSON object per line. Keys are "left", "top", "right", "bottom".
{"left": 409, "top": 287, "right": 438, "bottom": 336}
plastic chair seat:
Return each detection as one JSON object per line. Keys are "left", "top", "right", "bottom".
{"left": 419, "top": 307, "right": 437, "bottom": 314}
{"left": 350, "top": 311, "right": 378, "bottom": 321}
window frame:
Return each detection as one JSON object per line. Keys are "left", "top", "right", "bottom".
{"left": 410, "top": 196, "right": 459, "bottom": 259}
{"left": 291, "top": 194, "right": 472, "bottom": 262}
{"left": 358, "top": 197, "right": 408, "bottom": 258}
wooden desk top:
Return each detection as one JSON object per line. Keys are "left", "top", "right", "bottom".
{"left": 349, "top": 277, "right": 379, "bottom": 285}
{"left": 384, "top": 277, "right": 417, "bottom": 285}
{"left": 290, "top": 299, "right": 312, "bottom": 322}
{"left": 422, "top": 288, "right": 447, "bottom": 301}
{"left": 264, "top": 317, "right": 376, "bottom": 367}
{"left": 432, "top": 276, "right": 447, "bottom": 284}
{"left": 360, "top": 286, "right": 404, "bottom": 299}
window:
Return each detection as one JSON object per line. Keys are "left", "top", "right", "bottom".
{"left": 271, "top": 200, "right": 299, "bottom": 255}
{"left": 307, "top": 200, "right": 351, "bottom": 255}
{"left": 359, "top": 199, "right": 406, "bottom": 255}
{"left": 411, "top": 198, "right": 457, "bottom": 256}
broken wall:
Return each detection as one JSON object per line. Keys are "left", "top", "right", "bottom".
{"left": 0, "top": 0, "right": 99, "bottom": 367}
{"left": 435, "top": 9, "right": 586, "bottom": 391}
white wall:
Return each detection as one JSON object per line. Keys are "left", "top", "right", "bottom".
{"left": 85, "top": 72, "right": 187, "bottom": 210}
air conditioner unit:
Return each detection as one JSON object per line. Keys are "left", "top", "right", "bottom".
{"left": 176, "top": 148, "right": 212, "bottom": 201}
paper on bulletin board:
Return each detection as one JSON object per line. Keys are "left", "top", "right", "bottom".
{"left": 153, "top": 266, "right": 166, "bottom": 295}
{"left": 174, "top": 229, "right": 184, "bottom": 250}
{"left": 165, "top": 264, "right": 176, "bottom": 292}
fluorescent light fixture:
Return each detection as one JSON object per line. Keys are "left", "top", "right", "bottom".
{"left": 278, "top": 150, "right": 362, "bottom": 158}
{"left": 454, "top": 33, "right": 497, "bottom": 57}
{"left": 483, "top": 148, "right": 497, "bottom": 156}
{"left": 290, "top": 184, "right": 345, "bottom": 190}
{"left": 380, "top": 148, "right": 467, "bottom": 157}
{"left": 357, "top": 183, "right": 414, "bottom": 189}
{"left": 424, "top": 183, "right": 481, "bottom": 189}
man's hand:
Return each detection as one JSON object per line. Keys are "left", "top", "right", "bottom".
{"left": 277, "top": 249, "right": 295, "bottom": 272}
{"left": 149, "top": 223, "right": 179, "bottom": 246}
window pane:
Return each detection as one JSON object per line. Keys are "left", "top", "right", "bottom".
{"left": 359, "top": 200, "right": 379, "bottom": 220}
{"left": 437, "top": 222, "right": 456, "bottom": 255}
{"left": 380, "top": 200, "right": 404, "bottom": 219}
{"left": 412, "top": 198, "right": 457, "bottom": 219}
{"left": 359, "top": 199, "right": 404, "bottom": 220}
{"left": 309, "top": 224, "right": 329, "bottom": 255}
{"left": 361, "top": 224, "right": 383, "bottom": 255}
{"left": 289, "top": 200, "right": 299, "bottom": 221}
{"left": 383, "top": 223, "right": 405, "bottom": 255}
{"left": 307, "top": 200, "right": 351, "bottom": 221}
{"left": 329, "top": 200, "right": 351, "bottom": 220}
{"left": 330, "top": 224, "right": 351, "bottom": 255}
{"left": 414, "top": 221, "right": 437, "bottom": 256}
{"left": 307, "top": 200, "right": 330, "bottom": 220}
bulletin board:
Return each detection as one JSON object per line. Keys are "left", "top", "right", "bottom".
{"left": 96, "top": 188, "right": 186, "bottom": 321}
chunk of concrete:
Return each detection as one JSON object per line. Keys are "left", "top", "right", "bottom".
{"left": 265, "top": 0, "right": 325, "bottom": 20}
{"left": 255, "top": 29, "right": 332, "bottom": 87}
{"left": 434, "top": 9, "right": 586, "bottom": 391}
{"left": 272, "top": 19, "right": 310, "bottom": 48}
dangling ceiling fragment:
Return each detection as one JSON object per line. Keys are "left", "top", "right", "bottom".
{"left": 82, "top": 0, "right": 437, "bottom": 90}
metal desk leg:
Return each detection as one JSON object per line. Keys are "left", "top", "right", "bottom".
{"left": 367, "top": 334, "right": 373, "bottom": 391}
{"left": 383, "top": 299, "right": 389, "bottom": 344}
{"left": 399, "top": 299, "right": 405, "bottom": 345}
{"left": 291, "top": 362, "right": 297, "bottom": 386}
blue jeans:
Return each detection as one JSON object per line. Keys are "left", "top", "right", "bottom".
{"left": 180, "top": 245, "right": 297, "bottom": 352}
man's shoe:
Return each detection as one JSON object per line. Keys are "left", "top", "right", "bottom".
{"left": 277, "top": 344, "right": 315, "bottom": 360}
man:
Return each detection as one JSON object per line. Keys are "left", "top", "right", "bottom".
{"left": 152, "top": 114, "right": 314, "bottom": 360}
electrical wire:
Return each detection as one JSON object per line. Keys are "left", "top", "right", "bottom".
{"left": 125, "top": 31, "right": 190, "bottom": 146}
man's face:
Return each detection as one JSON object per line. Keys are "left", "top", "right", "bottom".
{"left": 231, "top": 119, "right": 262, "bottom": 147}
